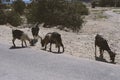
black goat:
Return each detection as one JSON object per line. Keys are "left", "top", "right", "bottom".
{"left": 40, "top": 32, "right": 64, "bottom": 53}
{"left": 12, "top": 29, "right": 35, "bottom": 47}
{"left": 95, "top": 34, "right": 116, "bottom": 63}
{"left": 31, "top": 22, "right": 39, "bottom": 39}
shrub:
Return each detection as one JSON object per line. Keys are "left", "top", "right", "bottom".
{"left": 0, "top": 10, "right": 7, "bottom": 25}
{"left": 6, "top": 11, "right": 22, "bottom": 27}
{"left": 12, "top": 0, "right": 26, "bottom": 15}
{"left": 26, "top": 0, "right": 89, "bottom": 32}
{"left": 0, "top": 0, "right": 22, "bottom": 26}
{"left": 98, "top": 0, "right": 120, "bottom": 7}
{"left": 0, "top": 10, "right": 22, "bottom": 26}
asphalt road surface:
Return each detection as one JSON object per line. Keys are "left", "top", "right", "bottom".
{"left": 0, "top": 44, "right": 120, "bottom": 80}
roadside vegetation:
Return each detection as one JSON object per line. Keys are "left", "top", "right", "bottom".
{"left": 92, "top": 0, "right": 120, "bottom": 7}
{"left": 12, "top": 0, "right": 26, "bottom": 15}
{"left": 91, "top": 9, "right": 108, "bottom": 19}
{"left": 99, "top": 0, "right": 120, "bottom": 7}
{"left": 0, "top": 0, "right": 23, "bottom": 27}
{"left": 1, "top": 0, "right": 89, "bottom": 32}
{"left": 113, "top": 10, "right": 120, "bottom": 14}
{"left": 26, "top": 0, "right": 89, "bottom": 32}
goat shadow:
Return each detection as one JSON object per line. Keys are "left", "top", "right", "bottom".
{"left": 95, "top": 56, "right": 116, "bottom": 64}
{"left": 41, "top": 49, "right": 63, "bottom": 54}
{"left": 9, "top": 46, "right": 27, "bottom": 49}
{"left": 52, "top": 51, "right": 64, "bottom": 54}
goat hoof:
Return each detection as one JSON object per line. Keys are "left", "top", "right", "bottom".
{"left": 13, "top": 46, "right": 16, "bottom": 48}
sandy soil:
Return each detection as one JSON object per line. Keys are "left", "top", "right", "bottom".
{"left": 0, "top": 7, "right": 120, "bottom": 64}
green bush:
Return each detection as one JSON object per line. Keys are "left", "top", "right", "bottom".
{"left": 0, "top": 10, "right": 7, "bottom": 25}
{"left": 26, "top": 0, "right": 88, "bottom": 32}
{"left": 70, "top": 2, "right": 89, "bottom": 15}
{"left": 0, "top": 10, "right": 22, "bottom": 26}
{"left": 12, "top": 0, "right": 26, "bottom": 15}
{"left": 6, "top": 11, "right": 22, "bottom": 27}
{"left": 0, "top": 0, "right": 22, "bottom": 26}
{"left": 98, "top": 0, "right": 120, "bottom": 7}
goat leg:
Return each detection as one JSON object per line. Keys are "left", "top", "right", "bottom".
{"left": 12, "top": 38, "right": 16, "bottom": 47}
{"left": 58, "top": 46, "right": 60, "bottom": 53}
{"left": 24, "top": 41, "right": 27, "bottom": 47}
{"left": 22, "top": 40, "right": 24, "bottom": 47}
{"left": 94, "top": 44, "right": 97, "bottom": 59}
{"left": 99, "top": 48, "right": 103, "bottom": 58}
{"left": 61, "top": 43, "right": 64, "bottom": 53}
{"left": 49, "top": 43, "right": 52, "bottom": 52}
{"left": 44, "top": 44, "right": 47, "bottom": 50}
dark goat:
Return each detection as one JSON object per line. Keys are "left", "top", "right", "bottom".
{"left": 31, "top": 22, "right": 39, "bottom": 39}
{"left": 40, "top": 32, "right": 64, "bottom": 53}
{"left": 95, "top": 34, "right": 116, "bottom": 63}
{"left": 12, "top": 29, "right": 35, "bottom": 47}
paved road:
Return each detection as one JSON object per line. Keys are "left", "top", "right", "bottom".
{"left": 0, "top": 44, "right": 120, "bottom": 80}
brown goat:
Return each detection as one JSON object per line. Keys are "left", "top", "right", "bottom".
{"left": 40, "top": 32, "right": 64, "bottom": 53}
{"left": 95, "top": 34, "right": 116, "bottom": 63}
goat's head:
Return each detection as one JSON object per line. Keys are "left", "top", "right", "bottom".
{"left": 108, "top": 50, "right": 116, "bottom": 63}
{"left": 30, "top": 39, "right": 38, "bottom": 46}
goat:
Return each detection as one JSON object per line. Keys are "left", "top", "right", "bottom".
{"left": 95, "top": 34, "right": 116, "bottom": 63}
{"left": 40, "top": 32, "right": 64, "bottom": 53}
{"left": 31, "top": 22, "right": 39, "bottom": 39}
{"left": 12, "top": 29, "right": 36, "bottom": 47}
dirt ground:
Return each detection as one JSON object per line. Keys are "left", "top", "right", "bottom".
{"left": 0, "top": 7, "right": 120, "bottom": 64}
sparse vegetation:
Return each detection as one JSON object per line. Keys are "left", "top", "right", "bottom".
{"left": 98, "top": 0, "right": 120, "bottom": 7}
{"left": 113, "top": 10, "right": 120, "bottom": 14}
{"left": 91, "top": 9, "right": 108, "bottom": 19}
{"left": 97, "top": 14, "right": 107, "bottom": 19}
